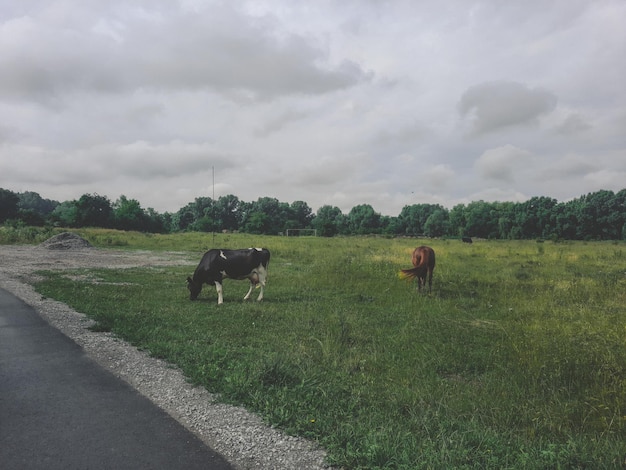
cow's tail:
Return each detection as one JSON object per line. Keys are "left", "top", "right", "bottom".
{"left": 398, "top": 267, "right": 419, "bottom": 280}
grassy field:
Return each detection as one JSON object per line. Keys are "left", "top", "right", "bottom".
{"left": 16, "top": 229, "right": 626, "bottom": 468}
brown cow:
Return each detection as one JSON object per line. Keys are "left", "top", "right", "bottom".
{"left": 399, "top": 246, "right": 435, "bottom": 293}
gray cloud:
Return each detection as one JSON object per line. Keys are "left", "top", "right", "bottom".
{"left": 458, "top": 81, "right": 557, "bottom": 135}
{"left": 1, "top": 1, "right": 624, "bottom": 215}
{"left": 474, "top": 145, "right": 533, "bottom": 182}
{"left": 555, "top": 113, "right": 592, "bottom": 135}
{"left": 0, "top": 5, "right": 369, "bottom": 104}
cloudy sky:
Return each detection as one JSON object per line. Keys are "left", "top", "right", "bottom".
{"left": 1, "top": 1, "right": 625, "bottom": 215}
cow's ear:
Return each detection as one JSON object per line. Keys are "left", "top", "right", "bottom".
{"left": 186, "top": 276, "right": 193, "bottom": 284}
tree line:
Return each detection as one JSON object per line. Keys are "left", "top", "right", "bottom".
{"left": 1, "top": 187, "right": 625, "bottom": 240}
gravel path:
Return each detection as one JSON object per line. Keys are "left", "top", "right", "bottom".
{"left": 0, "top": 243, "right": 330, "bottom": 470}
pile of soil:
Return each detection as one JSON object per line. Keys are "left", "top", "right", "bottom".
{"left": 39, "top": 232, "right": 93, "bottom": 250}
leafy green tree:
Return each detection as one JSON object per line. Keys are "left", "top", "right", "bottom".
{"left": 288, "top": 201, "right": 314, "bottom": 229}
{"left": 380, "top": 215, "right": 401, "bottom": 235}
{"left": 14, "top": 191, "right": 58, "bottom": 226}
{"left": 277, "top": 201, "right": 294, "bottom": 232}
{"left": 193, "top": 215, "right": 216, "bottom": 232}
{"left": 113, "top": 196, "right": 147, "bottom": 231}
{"left": 515, "top": 196, "right": 557, "bottom": 239}
{"left": 423, "top": 209, "right": 449, "bottom": 237}
{"left": 0, "top": 188, "right": 19, "bottom": 223}
{"left": 243, "top": 211, "right": 269, "bottom": 234}
{"left": 553, "top": 200, "right": 579, "bottom": 240}
{"left": 190, "top": 197, "right": 216, "bottom": 232}
{"left": 577, "top": 190, "right": 622, "bottom": 240}
{"left": 615, "top": 189, "right": 626, "bottom": 240}
{"left": 312, "top": 205, "right": 345, "bottom": 237}
{"left": 215, "top": 194, "right": 241, "bottom": 232}
{"left": 464, "top": 201, "right": 500, "bottom": 239}
{"left": 145, "top": 208, "right": 170, "bottom": 233}
{"left": 17, "top": 209, "right": 45, "bottom": 226}
{"left": 448, "top": 204, "right": 467, "bottom": 237}
{"left": 240, "top": 197, "right": 289, "bottom": 234}
{"left": 75, "top": 193, "right": 113, "bottom": 228}
{"left": 348, "top": 204, "right": 381, "bottom": 235}
{"left": 50, "top": 201, "right": 79, "bottom": 227}
{"left": 398, "top": 204, "right": 445, "bottom": 236}
{"left": 17, "top": 191, "right": 58, "bottom": 216}
{"left": 496, "top": 202, "right": 516, "bottom": 239}
{"left": 172, "top": 207, "right": 195, "bottom": 231}
{"left": 7, "top": 185, "right": 626, "bottom": 239}
{"left": 172, "top": 197, "right": 214, "bottom": 232}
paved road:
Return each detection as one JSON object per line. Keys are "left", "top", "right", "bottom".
{"left": 0, "top": 287, "right": 233, "bottom": 470}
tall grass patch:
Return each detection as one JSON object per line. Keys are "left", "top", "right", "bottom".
{"left": 32, "top": 233, "right": 626, "bottom": 468}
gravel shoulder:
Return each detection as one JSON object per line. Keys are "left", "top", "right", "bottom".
{"left": 0, "top": 244, "right": 329, "bottom": 470}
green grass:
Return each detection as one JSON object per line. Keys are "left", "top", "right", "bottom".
{"left": 25, "top": 231, "right": 626, "bottom": 468}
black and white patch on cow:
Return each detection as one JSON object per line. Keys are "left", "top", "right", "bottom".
{"left": 186, "top": 248, "right": 270, "bottom": 305}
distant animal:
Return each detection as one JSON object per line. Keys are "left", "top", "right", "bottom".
{"left": 187, "top": 248, "right": 270, "bottom": 305}
{"left": 462, "top": 237, "right": 473, "bottom": 244}
{"left": 399, "top": 246, "right": 436, "bottom": 293}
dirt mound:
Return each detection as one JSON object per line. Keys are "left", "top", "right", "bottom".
{"left": 39, "top": 232, "right": 93, "bottom": 250}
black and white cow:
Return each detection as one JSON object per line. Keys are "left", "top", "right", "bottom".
{"left": 186, "top": 248, "right": 270, "bottom": 305}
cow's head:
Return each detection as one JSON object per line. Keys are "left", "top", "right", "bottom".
{"left": 186, "top": 276, "right": 202, "bottom": 300}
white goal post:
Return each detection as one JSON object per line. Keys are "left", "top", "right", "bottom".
{"left": 285, "top": 228, "right": 317, "bottom": 237}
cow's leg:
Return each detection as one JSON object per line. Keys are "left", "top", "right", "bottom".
{"left": 215, "top": 281, "right": 224, "bottom": 305}
{"left": 256, "top": 266, "right": 267, "bottom": 301}
{"left": 243, "top": 282, "right": 254, "bottom": 301}
{"left": 256, "top": 284, "right": 264, "bottom": 302}
{"left": 427, "top": 269, "right": 433, "bottom": 293}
